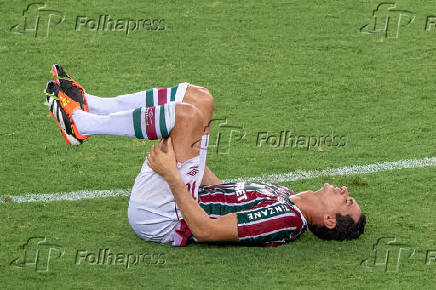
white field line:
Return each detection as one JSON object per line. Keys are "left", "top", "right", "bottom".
{"left": 1, "top": 157, "right": 435, "bottom": 204}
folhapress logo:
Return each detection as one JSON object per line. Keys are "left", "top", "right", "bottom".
{"left": 361, "top": 237, "right": 436, "bottom": 272}
{"left": 10, "top": 2, "right": 166, "bottom": 38}
{"left": 207, "top": 118, "right": 246, "bottom": 155}
{"left": 10, "top": 2, "right": 65, "bottom": 37}
{"left": 360, "top": 2, "right": 436, "bottom": 39}
{"left": 360, "top": 237, "right": 415, "bottom": 272}
{"left": 360, "top": 2, "right": 415, "bottom": 39}
{"left": 9, "top": 237, "right": 166, "bottom": 272}
{"left": 9, "top": 237, "right": 65, "bottom": 272}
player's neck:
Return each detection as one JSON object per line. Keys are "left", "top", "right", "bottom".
{"left": 290, "top": 191, "right": 317, "bottom": 225}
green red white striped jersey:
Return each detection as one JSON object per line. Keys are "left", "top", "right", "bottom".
{"left": 175, "top": 182, "right": 307, "bottom": 247}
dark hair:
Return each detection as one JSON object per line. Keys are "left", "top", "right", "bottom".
{"left": 309, "top": 213, "right": 366, "bottom": 241}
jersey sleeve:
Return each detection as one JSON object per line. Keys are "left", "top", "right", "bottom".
{"left": 236, "top": 201, "right": 306, "bottom": 246}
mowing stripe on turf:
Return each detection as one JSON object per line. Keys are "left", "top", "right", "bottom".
{"left": 1, "top": 189, "right": 131, "bottom": 204}
{"left": 226, "top": 156, "right": 436, "bottom": 184}
{"left": 1, "top": 157, "right": 435, "bottom": 204}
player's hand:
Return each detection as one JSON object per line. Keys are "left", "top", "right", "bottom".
{"left": 147, "top": 137, "right": 179, "bottom": 181}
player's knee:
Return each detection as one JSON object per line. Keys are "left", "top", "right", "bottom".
{"left": 176, "top": 103, "right": 204, "bottom": 130}
{"left": 188, "top": 85, "right": 214, "bottom": 114}
{"left": 198, "top": 87, "right": 214, "bottom": 112}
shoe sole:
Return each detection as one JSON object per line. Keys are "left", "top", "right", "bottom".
{"left": 49, "top": 111, "right": 82, "bottom": 145}
{"left": 45, "top": 90, "right": 82, "bottom": 146}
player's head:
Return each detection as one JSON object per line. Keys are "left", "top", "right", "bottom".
{"left": 308, "top": 183, "right": 366, "bottom": 241}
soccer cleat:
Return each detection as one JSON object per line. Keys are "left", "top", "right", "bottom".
{"left": 44, "top": 81, "right": 88, "bottom": 145}
{"left": 51, "top": 64, "right": 89, "bottom": 112}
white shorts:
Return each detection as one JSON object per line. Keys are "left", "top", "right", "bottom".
{"left": 128, "top": 135, "right": 209, "bottom": 244}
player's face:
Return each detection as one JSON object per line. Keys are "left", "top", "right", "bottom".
{"left": 319, "top": 183, "right": 361, "bottom": 222}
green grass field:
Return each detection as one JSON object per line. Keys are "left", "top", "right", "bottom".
{"left": 1, "top": 0, "right": 435, "bottom": 289}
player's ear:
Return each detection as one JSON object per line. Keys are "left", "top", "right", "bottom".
{"left": 323, "top": 214, "right": 336, "bottom": 229}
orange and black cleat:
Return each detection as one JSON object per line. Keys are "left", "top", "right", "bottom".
{"left": 51, "top": 64, "right": 89, "bottom": 112}
{"left": 44, "top": 81, "right": 89, "bottom": 145}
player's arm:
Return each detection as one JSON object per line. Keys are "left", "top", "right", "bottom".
{"left": 201, "top": 166, "right": 222, "bottom": 185}
{"left": 147, "top": 138, "right": 238, "bottom": 242}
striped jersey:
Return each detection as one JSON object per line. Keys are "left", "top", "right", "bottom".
{"left": 175, "top": 182, "right": 307, "bottom": 247}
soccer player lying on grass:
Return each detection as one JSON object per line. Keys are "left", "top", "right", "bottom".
{"left": 44, "top": 64, "right": 366, "bottom": 246}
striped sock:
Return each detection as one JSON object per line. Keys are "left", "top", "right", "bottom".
{"left": 72, "top": 103, "right": 176, "bottom": 139}
{"left": 132, "top": 103, "right": 176, "bottom": 139}
{"left": 86, "top": 83, "right": 189, "bottom": 115}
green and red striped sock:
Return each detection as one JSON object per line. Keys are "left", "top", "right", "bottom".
{"left": 72, "top": 102, "right": 176, "bottom": 139}
{"left": 132, "top": 103, "right": 175, "bottom": 139}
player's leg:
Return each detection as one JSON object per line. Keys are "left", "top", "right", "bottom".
{"left": 75, "top": 85, "right": 213, "bottom": 142}
{"left": 52, "top": 64, "right": 214, "bottom": 129}
{"left": 45, "top": 80, "right": 213, "bottom": 143}
{"left": 73, "top": 87, "right": 213, "bottom": 143}
{"left": 53, "top": 64, "right": 215, "bottom": 121}
{"left": 71, "top": 104, "right": 177, "bottom": 139}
